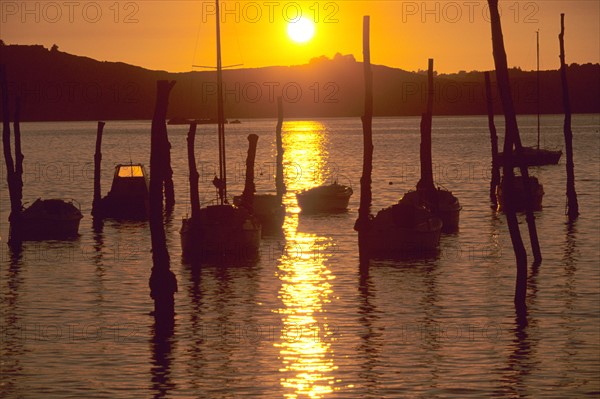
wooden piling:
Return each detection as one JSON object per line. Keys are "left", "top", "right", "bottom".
{"left": 356, "top": 15, "right": 374, "bottom": 263}
{"left": 484, "top": 72, "right": 501, "bottom": 208}
{"left": 186, "top": 123, "right": 200, "bottom": 221}
{"left": 1, "top": 65, "right": 22, "bottom": 245}
{"left": 13, "top": 97, "right": 23, "bottom": 217}
{"left": 488, "top": 0, "right": 541, "bottom": 263}
{"left": 417, "top": 59, "right": 435, "bottom": 191}
{"left": 241, "top": 134, "right": 259, "bottom": 213}
{"left": 149, "top": 80, "right": 178, "bottom": 322}
{"left": 91, "top": 121, "right": 105, "bottom": 218}
{"left": 275, "top": 96, "right": 286, "bottom": 200}
{"left": 487, "top": 0, "right": 529, "bottom": 309}
{"left": 164, "top": 133, "right": 175, "bottom": 214}
{"left": 559, "top": 13, "right": 579, "bottom": 220}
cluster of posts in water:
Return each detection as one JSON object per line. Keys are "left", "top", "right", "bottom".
{"left": 0, "top": 0, "right": 579, "bottom": 321}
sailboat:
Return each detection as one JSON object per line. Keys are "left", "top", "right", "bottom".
{"left": 400, "top": 59, "right": 460, "bottom": 233}
{"left": 496, "top": 31, "right": 562, "bottom": 167}
{"left": 180, "top": 1, "right": 261, "bottom": 259}
{"left": 356, "top": 20, "right": 442, "bottom": 257}
{"left": 233, "top": 99, "right": 286, "bottom": 234}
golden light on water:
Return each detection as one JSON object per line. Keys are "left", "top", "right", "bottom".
{"left": 275, "top": 120, "right": 339, "bottom": 398}
{"left": 282, "top": 121, "right": 329, "bottom": 210}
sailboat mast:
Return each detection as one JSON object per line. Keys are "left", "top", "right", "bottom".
{"left": 536, "top": 30, "right": 540, "bottom": 150}
{"left": 216, "top": 0, "right": 227, "bottom": 204}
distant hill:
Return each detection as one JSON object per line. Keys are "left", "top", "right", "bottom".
{"left": 1, "top": 44, "right": 598, "bottom": 121}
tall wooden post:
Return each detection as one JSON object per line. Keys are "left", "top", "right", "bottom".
{"left": 241, "top": 134, "right": 259, "bottom": 213}
{"left": 484, "top": 72, "right": 501, "bottom": 208}
{"left": 356, "top": 15, "right": 374, "bottom": 264}
{"left": 164, "top": 134, "right": 175, "bottom": 214}
{"left": 13, "top": 96, "right": 23, "bottom": 216}
{"left": 559, "top": 13, "right": 579, "bottom": 220}
{"left": 92, "top": 121, "right": 105, "bottom": 218}
{"left": 149, "top": 80, "right": 178, "bottom": 323}
{"left": 417, "top": 59, "right": 435, "bottom": 191}
{"left": 487, "top": 0, "right": 529, "bottom": 310}
{"left": 1, "top": 65, "right": 22, "bottom": 245}
{"left": 187, "top": 123, "right": 201, "bottom": 221}
{"left": 275, "top": 97, "right": 286, "bottom": 199}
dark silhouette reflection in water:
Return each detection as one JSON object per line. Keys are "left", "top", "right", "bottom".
{"left": 417, "top": 259, "right": 442, "bottom": 393}
{"left": 183, "top": 260, "right": 205, "bottom": 392}
{"left": 0, "top": 246, "right": 26, "bottom": 398}
{"left": 356, "top": 264, "right": 383, "bottom": 398}
{"left": 91, "top": 223, "right": 106, "bottom": 318}
{"left": 368, "top": 257, "right": 442, "bottom": 394}
{"left": 557, "top": 221, "right": 585, "bottom": 389}
{"left": 149, "top": 318, "right": 176, "bottom": 398}
{"left": 496, "top": 306, "right": 540, "bottom": 398}
{"left": 180, "top": 256, "right": 261, "bottom": 395}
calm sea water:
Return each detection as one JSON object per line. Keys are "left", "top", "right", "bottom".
{"left": 1, "top": 115, "right": 599, "bottom": 398}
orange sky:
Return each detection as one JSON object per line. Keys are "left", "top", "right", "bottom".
{"left": 1, "top": 1, "right": 598, "bottom": 73}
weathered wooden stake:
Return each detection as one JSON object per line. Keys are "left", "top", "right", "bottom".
{"left": 13, "top": 96, "right": 23, "bottom": 216}
{"left": 91, "top": 121, "right": 105, "bottom": 218}
{"left": 417, "top": 59, "right": 435, "bottom": 191}
{"left": 484, "top": 72, "right": 501, "bottom": 208}
{"left": 149, "top": 80, "right": 177, "bottom": 323}
{"left": 186, "top": 123, "right": 200, "bottom": 221}
{"left": 559, "top": 13, "right": 579, "bottom": 220}
{"left": 275, "top": 96, "right": 286, "bottom": 200}
{"left": 240, "top": 134, "right": 259, "bottom": 213}
{"left": 356, "top": 15, "right": 374, "bottom": 264}
{"left": 164, "top": 133, "right": 175, "bottom": 214}
{"left": 487, "top": 0, "right": 528, "bottom": 309}
{"left": 1, "top": 65, "right": 22, "bottom": 245}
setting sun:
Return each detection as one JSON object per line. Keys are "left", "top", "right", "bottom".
{"left": 287, "top": 17, "right": 315, "bottom": 43}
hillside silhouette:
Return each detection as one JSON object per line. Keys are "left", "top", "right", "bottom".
{"left": 1, "top": 44, "right": 598, "bottom": 121}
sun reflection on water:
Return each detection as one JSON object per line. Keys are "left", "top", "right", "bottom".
{"left": 274, "top": 121, "right": 339, "bottom": 398}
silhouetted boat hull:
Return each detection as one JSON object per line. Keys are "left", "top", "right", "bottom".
{"left": 19, "top": 198, "right": 82, "bottom": 240}
{"left": 496, "top": 175, "right": 544, "bottom": 212}
{"left": 496, "top": 147, "right": 562, "bottom": 167}
{"left": 296, "top": 183, "right": 353, "bottom": 213}
{"left": 233, "top": 194, "right": 285, "bottom": 234}
{"left": 402, "top": 188, "right": 461, "bottom": 232}
{"left": 168, "top": 117, "right": 223, "bottom": 125}
{"left": 97, "top": 164, "right": 149, "bottom": 220}
{"left": 365, "top": 199, "right": 442, "bottom": 256}
{"left": 180, "top": 205, "right": 261, "bottom": 259}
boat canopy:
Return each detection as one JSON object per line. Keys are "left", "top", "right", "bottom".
{"left": 117, "top": 164, "right": 144, "bottom": 178}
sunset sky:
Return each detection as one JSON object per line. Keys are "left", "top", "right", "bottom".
{"left": 1, "top": 1, "right": 598, "bottom": 73}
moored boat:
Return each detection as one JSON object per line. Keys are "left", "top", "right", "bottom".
{"left": 97, "top": 163, "right": 149, "bottom": 220}
{"left": 496, "top": 146, "right": 562, "bottom": 167}
{"left": 296, "top": 182, "right": 353, "bottom": 213}
{"left": 19, "top": 198, "right": 83, "bottom": 240}
{"left": 365, "top": 197, "right": 443, "bottom": 256}
{"left": 496, "top": 32, "right": 562, "bottom": 168}
{"left": 496, "top": 175, "right": 544, "bottom": 212}
{"left": 180, "top": 0, "right": 261, "bottom": 260}
{"left": 402, "top": 188, "right": 461, "bottom": 233}
{"left": 233, "top": 193, "right": 285, "bottom": 234}
{"left": 180, "top": 205, "right": 261, "bottom": 259}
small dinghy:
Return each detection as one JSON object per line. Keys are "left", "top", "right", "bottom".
{"left": 296, "top": 182, "right": 353, "bottom": 213}
{"left": 19, "top": 198, "right": 83, "bottom": 240}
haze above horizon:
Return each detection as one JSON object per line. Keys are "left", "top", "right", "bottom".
{"left": 1, "top": 1, "right": 598, "bottom": 74}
